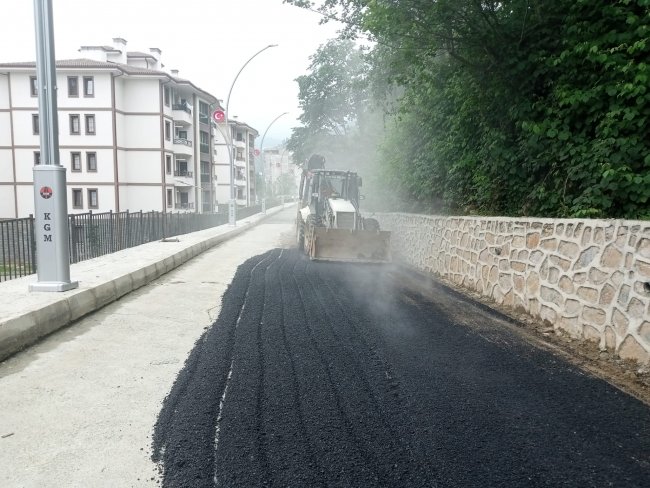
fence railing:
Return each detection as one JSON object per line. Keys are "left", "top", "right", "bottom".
{"left": 0, "top": 217, "right": 36, "bottom": 282}
{"left": 0, "top": 199, "right": 281, "bottom": 283}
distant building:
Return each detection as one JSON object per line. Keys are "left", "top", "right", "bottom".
{"left": 262, "top": 145, "right": 296, "bottom": 196}
{"left": 0, "top": 37, "right": 220, "bottom": 218}
{"left": 213, "top": 118, "right": 258, "bottom": 207}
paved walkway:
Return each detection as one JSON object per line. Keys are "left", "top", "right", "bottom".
{"left": 0, "top": 207, "right": 296, "bottom": 487}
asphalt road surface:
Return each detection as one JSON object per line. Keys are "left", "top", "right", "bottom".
{"left": 153, "top": 249, "right": 650, "bottom": 487}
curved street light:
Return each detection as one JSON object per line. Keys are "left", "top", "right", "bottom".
{"left": 225, "top": 44, "right": 278, "bottom": 225}
{"left": 259, "top": 111, "right": 289, "bottom": 208}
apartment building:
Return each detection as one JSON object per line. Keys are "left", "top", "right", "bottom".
{"left": 213, "top": 118, "right": 259, "bottom": 206}
{"left": 0, "top": 38, "right": 219, "bottom": 218}
{"left": 262, "top": 145, "right": 296, "bottom": 196}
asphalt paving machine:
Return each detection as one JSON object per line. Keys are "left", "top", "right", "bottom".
{"left": 295, "top": 155, "right": 391, "bottom": 263}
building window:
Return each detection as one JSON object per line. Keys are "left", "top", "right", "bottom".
{"left": 70, "top": 114, "right": 80, "bottom": 135}
{"left": 72, "top": 188, "right": 83, "bottom": 209}
{"left": 83, "top": 76, "right": 94, "bottom": 97}
{"left": 85, "top": 114, "right": 96, "bottom": 135}
{"left": 34, "top": 151, "right": 41, "bottom": 165}
{"left": 166, "top": 154, "right": 172, "bottom": 174}
{"left": 167, "top": 188, "right": 172, "bottom": 208}
{"left": 88, "top": 189, "right": 98, "bottom": 209}
{"left": 68, "top": 76, "right": 79, "bottom": 97}
{"left": 30, "top": 76, "right": 38, "bottom": 97}
{"left": 200, "top": 130, "right": 209, "bottom": 153}
{"left": 86, "top": 152, "right": 97, "bottom": 172}
{"left": 32, "top": 114, "right": 39, "bottom": 134}
{"left": 199, "top": 101, "right": 209, "bottom": 123}
{"left": 71, "top": 152, "right": 82, "bottom": 172}
{"left": 164, "top": 86, "right": 170, "bottom": 107}
{"left": 165, "top": 120, "right": 171, "bottom": 141}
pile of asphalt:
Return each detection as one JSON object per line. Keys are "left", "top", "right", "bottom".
{"left": 153, "top": 249, "right": 650, "bottom": 487}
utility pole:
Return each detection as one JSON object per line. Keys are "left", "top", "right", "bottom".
{"left": 29, "top": 0, "right": 77, "bottom": 292}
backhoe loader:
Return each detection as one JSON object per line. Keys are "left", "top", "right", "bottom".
{"left": 295, "top": 157, "right": 390, "bottom": 263}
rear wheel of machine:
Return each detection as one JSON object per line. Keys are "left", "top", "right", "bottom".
{"left": 296, "top": 217, "right": 305, "bottom": 251}
{"left": 363, "top": 217, "right": 380, "bottom": 231}
{"left": 306, "top": 214, "right": 322, "bottom": 227}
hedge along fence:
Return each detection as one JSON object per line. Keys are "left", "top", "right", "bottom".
{"left": 375, "top": 214, "right": 650, "bottom": 363}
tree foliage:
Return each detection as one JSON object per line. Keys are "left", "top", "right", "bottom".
{"left": 286, "top": 0, "right": 650, "bottom": 218}
{"left": 287, "top": 39, "right": 371, "bottom": 166}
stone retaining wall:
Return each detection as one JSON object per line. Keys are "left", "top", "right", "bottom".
{"left": 376, "top": 213, "right": 650, "bottom": 363}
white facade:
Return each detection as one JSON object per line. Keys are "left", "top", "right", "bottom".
{"left": 0, "top": 38, "right": 220, "bottom": 218}
{"left": 262, "top": 145, "right": 297, "bottom": 197}
{"left": 213, "top": 119, "right": 259, "bottom": 207}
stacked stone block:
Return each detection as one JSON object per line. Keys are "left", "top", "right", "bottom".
{"left": 376, "top": 214, "right": 650, "bottom": 363}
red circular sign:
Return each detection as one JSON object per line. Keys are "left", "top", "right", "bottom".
{"left": 254, "top": 149, "right": 260, "bottom": 156}
{"left": 40, "top": 186, "right": 53, "bottom": 199}
{"left": 212, "top": 110, "right": 225, "bottom": 123}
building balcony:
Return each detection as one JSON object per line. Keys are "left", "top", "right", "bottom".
{"left": 234, "top": 158, "right": 246, "bottom": 168}
{"left": 233, "top": 140, "right": 246, "bottom": 149}
{"left": 235, "top": 177, "right": 246, "bottom": 186}
{"left": 174, "top": 170, "right": 194, "bottom": 178}
{"left": 174, "top": 202, "right": 195, "bottom": 210}
{"left": 173, "top": 138, "right": 193, "bottom": 156}
{"left": 172, "top": 102, "right": 193, "bottom": 126}
{"left": 236, "top": 198, "right": 247, "bottom": 206}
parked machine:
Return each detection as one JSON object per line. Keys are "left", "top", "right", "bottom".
{"left": 295, "top": 155, "right": 391, "bottom": 263}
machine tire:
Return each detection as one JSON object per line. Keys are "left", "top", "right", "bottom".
{"left": 296, "top": 217, "right": 305, "bottom": 251}
{"left": 363, "top": 217, "right": 380, "bottom": 232}
{"left": 306, "top": 214, "right": 323, "bottom": 227}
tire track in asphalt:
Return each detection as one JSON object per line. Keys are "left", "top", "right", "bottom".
{"left": 257, "top": 254, "right": 324, "bottom": 486}
{"left": 152, "top": 251, "right": 275, "bottom": 487}
{"left": 213, "top": 250, "right": 280, "bottom": 487}
{"left": 213, "top": 250, "right": 278, "bottom": 486}
{"left": 290, "top": 255, "right": 381, "bottom": 485}
{"left": 304, "top": 262, "right": 429, "bottom": 485}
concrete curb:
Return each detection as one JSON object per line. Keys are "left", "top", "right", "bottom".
{"left": 0, "top": 205, "right": 290, "bottom": 362}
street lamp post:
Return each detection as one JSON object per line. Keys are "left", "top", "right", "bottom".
{"left": 225, "top": 44, "right": 277, "bottom": 226}
{"left": 259, "top": 111, "right": 289, "bottom": 212}
{"left": 29, "top": 0, "right": 78, "bottom": 292}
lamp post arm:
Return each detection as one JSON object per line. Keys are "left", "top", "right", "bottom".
{"left": 259, "top": 112, "right": 289, "bottom": 200}
{"left": 223, "top": 43, "right": 277, "bottom": 222}
{"left": 225, "top": 44, "right": 278, "bottom": 123}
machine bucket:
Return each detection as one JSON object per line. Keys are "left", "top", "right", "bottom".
{"left": 307, "top": 228, "right": 391, "bottom": 263}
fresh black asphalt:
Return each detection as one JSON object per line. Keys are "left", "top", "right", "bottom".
{"left": 152, "top": 249, "right": 650, "bottom": 487}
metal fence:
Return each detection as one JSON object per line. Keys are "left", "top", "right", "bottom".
{"left": 0, "top": 217, "right": 36, "bottom": 281}
{"left": 0, "top": 199, "right": 281, "bottom": 282}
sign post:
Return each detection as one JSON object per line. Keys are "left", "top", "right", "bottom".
{"left": 29, "top": 0, "right": 77, "bottom": 292}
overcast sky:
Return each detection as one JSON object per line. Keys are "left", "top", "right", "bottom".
{"left": 0, "top": 0, "right": 341, "bottom": 147}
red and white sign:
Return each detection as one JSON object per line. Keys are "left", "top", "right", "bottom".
{"left": 39, "top": 186, "right": 53, "bottom": 199}
{"left": 254, "top": 149, "right": 260, "bottom": 156}
{"left": 212, "top": 110, "right": 225, "bottom": 123}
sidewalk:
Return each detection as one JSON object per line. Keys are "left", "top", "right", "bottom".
{"left": 0, "top": 205, "right": 290, "bottom": 362}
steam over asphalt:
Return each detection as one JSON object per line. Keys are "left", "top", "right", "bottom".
{"left": 153, "top": 249, "right": 650, "bottom": 487}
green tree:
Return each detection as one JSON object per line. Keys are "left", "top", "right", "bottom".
{"left": 287, "top": 0, "right": 650, "bottom": 219}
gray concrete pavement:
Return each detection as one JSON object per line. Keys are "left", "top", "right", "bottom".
{"left": 0, "top": 207, "right": 296, "bottom": 487}
{"left": 0, "top": 205, "right": 291, "bottom": 362}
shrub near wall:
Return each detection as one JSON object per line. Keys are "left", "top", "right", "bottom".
{"left": 376, "top": 214, "right": 650, "bottom": 363}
